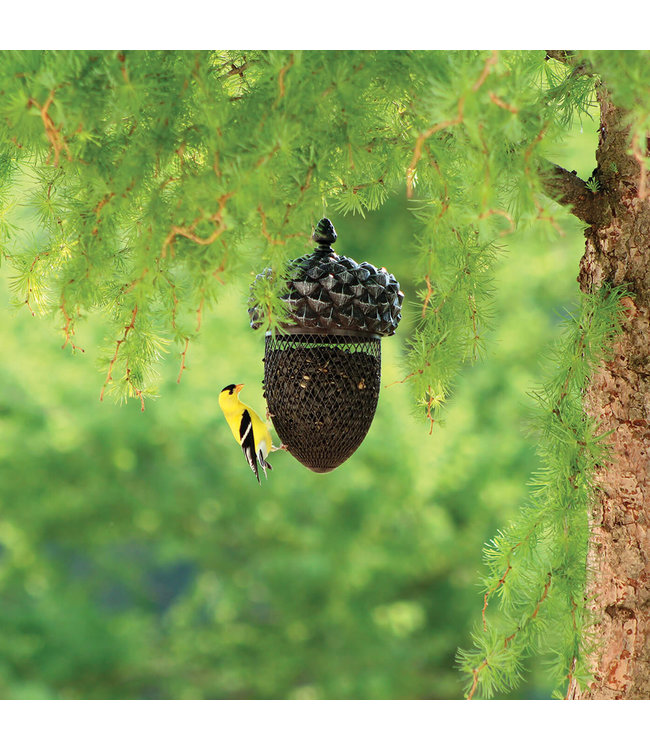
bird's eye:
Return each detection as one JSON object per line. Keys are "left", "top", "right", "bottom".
{"left": 221, "top": 384, "right": 237, "bottom": 394}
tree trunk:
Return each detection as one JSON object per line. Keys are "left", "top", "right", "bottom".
{"left": 569, "top": 85, "right": 650, "bottom": 699}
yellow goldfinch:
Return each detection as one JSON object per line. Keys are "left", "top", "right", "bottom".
{"left": 218, "top": 383, "right": 274, "bottom": 483}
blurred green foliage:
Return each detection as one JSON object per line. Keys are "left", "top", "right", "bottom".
{"left": 0, "top": 117, "right": 596, "bottom": 699}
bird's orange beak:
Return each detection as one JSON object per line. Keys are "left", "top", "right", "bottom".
{"left": 235, "top": 384, "right": 244, "bottom": 394}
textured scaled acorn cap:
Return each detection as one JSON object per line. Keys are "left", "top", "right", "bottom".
{"left": 248, "top": 217, "right": 404, "bottom": 336}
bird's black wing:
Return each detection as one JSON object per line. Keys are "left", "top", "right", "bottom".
{"left": 239, "top": 409, "right": 260, "bottom": 483}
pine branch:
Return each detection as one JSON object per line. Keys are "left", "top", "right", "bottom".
{"left": 458, "top": 286, "right": 626, "bottom": 700}
{"left": 545, "top": 50, "right": 594, "bottom": 78}
{"left": 545, "top": 50, "right": 576, "bottom": 65}
{"left": 540, "top": 162, "right": 610, "bottom": 226}
{"left": 0, "top": 49, "right": 628, "bottom": 424}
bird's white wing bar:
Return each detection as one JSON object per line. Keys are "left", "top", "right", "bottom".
{"left": 239, "top": 409, "right": 260, "bottom": 483}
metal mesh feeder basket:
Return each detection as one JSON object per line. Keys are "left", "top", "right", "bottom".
{"left": 264, "top": 332, "right": 381, "bottom": 473}
{"left": 250, "top": 218, "right": 403, "bottom": 473}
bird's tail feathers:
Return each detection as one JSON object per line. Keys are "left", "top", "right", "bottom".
{"left": 249, "top": 454, "right": 261, "bottom": 484}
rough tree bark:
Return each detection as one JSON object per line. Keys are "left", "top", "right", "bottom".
{"left": 545, "top": 60, "right": 650, "bottom": 699}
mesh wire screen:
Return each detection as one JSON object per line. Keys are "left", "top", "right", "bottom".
{"left": 263, "top": 333, "right": 381, "bottom": 473}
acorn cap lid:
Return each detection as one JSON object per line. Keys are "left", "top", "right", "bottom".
{"left": 311, "top": 217, "right": 337, "bottom": 249}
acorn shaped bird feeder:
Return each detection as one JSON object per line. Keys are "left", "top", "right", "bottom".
{"left": 249, "top": 218, "right": 403, "bottom": 473}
